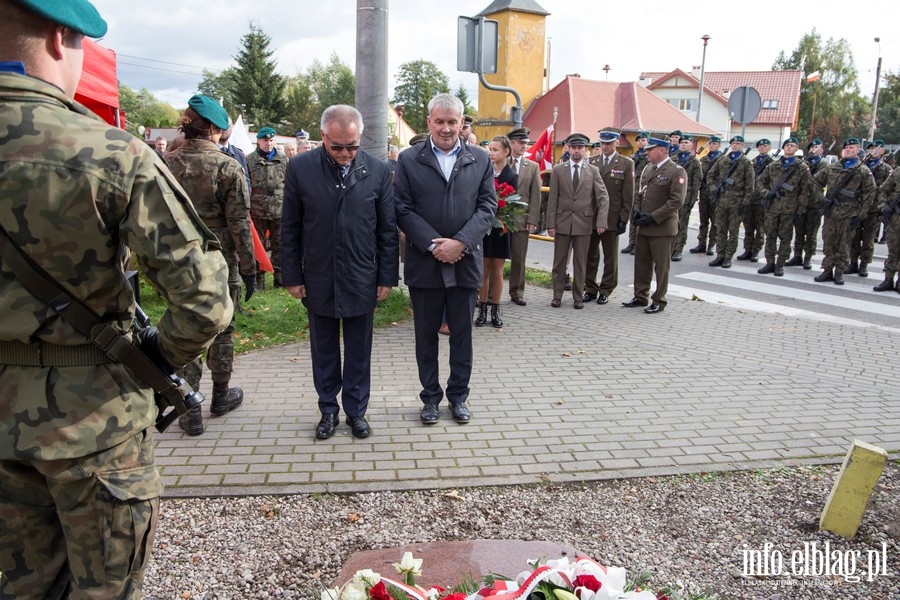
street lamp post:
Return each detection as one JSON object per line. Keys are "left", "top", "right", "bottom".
{"left": 602, "top": 64, "right": 610, "bottom": 81}
{"left": 869, "top": 37, "right": 882, "bottom": 141}
{"left": 696, "top": 35, "right": 710, "bottom": 123}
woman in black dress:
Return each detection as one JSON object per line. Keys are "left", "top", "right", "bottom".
{"left": 476, "top": 135, "right": 518, "bottom": 328}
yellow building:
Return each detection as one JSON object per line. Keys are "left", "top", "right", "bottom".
{"left": 474, "top": 0, "right": 550, "bottom": 142}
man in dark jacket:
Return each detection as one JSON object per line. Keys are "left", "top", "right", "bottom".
{"left": 281, "top": 105, "right": 398, "bottom": 439}
{"left": 394, "top": 93, "right": 496, "bottom": 426}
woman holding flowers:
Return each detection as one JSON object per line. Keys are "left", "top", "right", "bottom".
{"left": 476, "top": 135, "right": 519, "bottom": 328}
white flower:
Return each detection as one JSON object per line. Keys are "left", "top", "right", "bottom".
{"left": 321, "top": 587, "right": 342, "bottom": 600}
{"left": 575, "top": 567, "right": 657, "bottom": 600}
{"left": 352, "top": 569, "right": 381, "bottom": 587}
{"left": 393, "top": 552, "right": 424, "bottom": 578}
{"left": 340, "top": 580, "right": 368, "bottom": 600}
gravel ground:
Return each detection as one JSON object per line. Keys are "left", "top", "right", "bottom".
{"left": 145, "top": 462, "right": 899, "bottom": 600}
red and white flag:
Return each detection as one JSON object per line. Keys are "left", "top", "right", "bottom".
{"left": 806, "top": 70, "right": 821, "bottom": 83}
{"left": 526, "top": 124, "right": 554, "bottom": 170}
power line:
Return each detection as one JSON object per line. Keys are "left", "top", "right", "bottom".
{"left": 117, "top": 60, "right": 205, "bottom": 77}
{"left": 117, "top": 53, "right": 213, "bottom": 72}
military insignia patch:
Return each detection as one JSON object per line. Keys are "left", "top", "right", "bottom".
{"left": 678, "top": 177, "right": 685, "bottom": 184}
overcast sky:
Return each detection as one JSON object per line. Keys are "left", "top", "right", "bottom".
{"left": 90, "top": 0, "right": 893, "bottom": 113}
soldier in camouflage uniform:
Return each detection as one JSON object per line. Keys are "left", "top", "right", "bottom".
{"left": 0, "top": 1, "right": 232, "bottom": 597}
{"left": 738, "top": 139, "right": 774, "bottom": 262}
{"left": 787, "top": 138, "right": 828, "bottom": 270}
{"left": 874, "top": 166, "right": 900, "bottom": 292}
{"left": 707, "top": 136, "right": 755, "bottom": 268}
{"left": 690, "top": 135, "right": 724, "bottom": 256}
{"left": 846, "top": 141, "right": 892, "bottom": 277}
{"left": 622, "top": 131, "right": 649, "bottom": 255}
{"left": 756, "top": 138, "right": 815, "bottom": 276}
{"left": 166, "top": 95, "right": 256, "bottom": 435}
{"left": 813, "top": 138, "right": 877, "bottom": 285}
{"left": 248, "top": 127, "right": 289, "bottom": 288}
{"left": 672, "top": 134, "right": 702, "bottom": 261}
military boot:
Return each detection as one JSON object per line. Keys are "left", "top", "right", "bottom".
{"left": 490, "top": 303, "right": 503, "bottom": 328}
{"left": 774, "top": 261, "right": 785, "bottom": 277}
{"left": 256, "top": 273, "right": 266, "bottom": 291}
{"left": 273, "top": 273, "right": 283, "bottom": 288}
{"left": 178, "top": 406, "right": 204, "bottom": 436}
{"left": 785, "top": 254, "right": 803, "bottom": 267}
{"left": 814, "top": 267, "right": 834, "bottom": 282}
{"left": 708, "top": 256, "right": 725, "bottom": 267}
{"left": 689, "top": 243, "right": 706, "bottom": 254}
{"left": 736, "top": 250, "right": 752, "bottom": 261}
{"left": 873, "top": 274, "right": 896, "bottom": 292}
{"left": 858, "top": 262, "right": 869, "bottom": 277}
{"left": 833, "top": 269, "right": 845, "bottom": 285}
{"left": 844, "top": 259, "right": 859, "bottom": 274}
{"left": 210, "top": 382, "right": 244, "bottom": 416}
{"left": 757, "top": 262, "right": 775, "bottom": 274}
{"left": 620, "top": 243, "right": 634, "bottom": 254}
{"left": 802, "top": 253, "right": 813, "bottom": 270}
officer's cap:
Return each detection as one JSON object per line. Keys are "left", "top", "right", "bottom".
{"left": 644, "top": 137, "right": 670, "bottom": 150}
{"left": 257, "top": 127, "right": 277, "bottom": 140}
{"left": 294, "top": 129, "right": 309, "bottom": 139}
{"left": 668, "top": 130, "right": 683, "bottom": 138}
{"left": 708, "top": 135, "right": 722, "bottom": 143}
{"left": 507, "top": 127, "right": 531, "bottom": 142}
{"left": 782, "top": 137, "right": 799, "bottom": 148}
{"left": 843, "top": 137, "right": 860, "bottom": 148}
{"left": 409, "top": 133, "right": 429, "bottom": 145}
{"left": 756, "top": 138, "right": 772, "bottom": 147}
{"left": 636, "top": 131, "right": 650, "bottom": 140}
{"left": 729, "top": 135, "right": 745, "bottom": 144}
{"left": 479, "top": 140, "right": 490, "bottom": 147}
{"left": 463, "top": 115, "right": 474, "bottom": 125}
{"left": 565, "top": 133, "right": 591, "bottom": 146}
{"left": 187, "top": 95, "right": 229, "bottom": 130}
{"left": 16, "top": 0, "right": 108, "bottom": 38}
{"left": 598, "top": 131, "right": 620, "bottom": 143}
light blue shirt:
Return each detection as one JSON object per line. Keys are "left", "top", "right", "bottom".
{"left": 431, "top": 137, "right": 462, "bottom": 181}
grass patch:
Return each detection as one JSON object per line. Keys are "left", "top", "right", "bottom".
{"left": 138, "top": 272, "right": 411, "bottom": 354}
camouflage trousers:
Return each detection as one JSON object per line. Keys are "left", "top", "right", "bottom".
{"left": 821, "top": 214, "right": 854, "bottom": 271}
{"left": 882, "top": 214, "right": 900, "bottom": 275}
{"left": 674, "top": 200, "right": 695, "bottom": 252}
{"left": 741, "top": 203, "right": 765, "bottom": 254}
{"left": 180, "top": 311, "right": 236, "bottom": 388}
{"left": 763, "top": 212, "right": 796, "bottom": 264}
{"left": 848, "top": 210, "right": 880, "bottom": 264}
{"left": 714, "top": 199, "right": 742, "bottom": 259}
{"left": 253, "top": 217, "right": 281, "bottom": 278}
{"left": 793, "top": 207, "right": 822, "bottom": 259}
{"left": 0, "top": 430, "right": 159, "bottom": 599}
{"left": 697, "top": 194, "right": 717, "bottom": 249}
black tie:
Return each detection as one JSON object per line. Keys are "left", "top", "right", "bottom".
{"left": 573, "top": 164, "right": 580, "bottom": 189}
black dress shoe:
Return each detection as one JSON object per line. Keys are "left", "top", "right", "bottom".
{"left": 644, "top": 303, "right": 664, "bottom": 314}
{"left": 708, "top": 256, "right": 724, "bottom": 267}
{"left": 596, "top": 294, "right": 608, "bottom": 304}
{"left": 511, "top": 297, "right": 527, "bottom": 306}
{"left": 420, "top": 404, "right": 439, "bottom": 425}
{"left": 573, "top": 300, "right": 584, "bottom": 309}
{"left": 315, "top": 413, "right": 340, "bottom": 439}
{"left": 582, "top": 292, "right": 597, "bottom": 302}
{"left": 450, "top": 402, "right": 471, "bottom": 423}
{"left": 550, "top": 298, "right": 561, "bottom": 308}
{"left": 620, "top": 243, "right": 634, "bottom": 254}
{"left": 622, "top": 298, "right": 649, "bottom": 308}
{"left": 347, "top": 416, "right": 371, "bottom": 439}
{"left": 671, "top": 250, "right": 683, "bottom": 262}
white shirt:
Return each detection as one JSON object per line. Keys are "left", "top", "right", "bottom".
{"left": 430, "top": 137, "right": 461, "bottom": 181}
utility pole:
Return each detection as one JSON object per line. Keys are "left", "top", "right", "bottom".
{"left": 356, "top": 0, "right": 388, "bottom": 158}
{"left": 869, "top": 37, "right": 882, "bottom": 141}
{"left": 696, "top": 35, "right": 710, "bottom": 123}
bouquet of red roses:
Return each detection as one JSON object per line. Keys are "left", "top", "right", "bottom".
{"left": 492, "top": 180, "right": 528, "bottom": 235}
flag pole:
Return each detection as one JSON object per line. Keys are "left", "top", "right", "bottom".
{"left": 551, "top": 106, "right": 558, "bottom": 164}
{"left": 809, "top": 79, "right": 819, "bottom": 141}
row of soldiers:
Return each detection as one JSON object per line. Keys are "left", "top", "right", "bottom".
{"left": 615, "top": 131, "right": 898, "bottom": 290}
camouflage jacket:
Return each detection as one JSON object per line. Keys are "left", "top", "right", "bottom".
{"left": 877, "top": 168, "right": 900, "bottom": 212}
{"left": 166, "top": 139, "right": 256, "bottom": 277}
{"left": 675, "top": 151, "right": 702, "bottom": 205}
{"left": 757, "top": 157, "right": 815, "bottom": 215}
{"left": 868, "top": 160, "right": 893, "bottom": 192}
{"left": 707, "top": 153, "right": 755, "bottom": 204}
{"left": 699, "top": 151, "right": 724, "bottom": 200}
{"left": 247, "top": 148, "right": 289, "bottom": 220}
{"left": 0, "top": 73, "right": 233, "bottom": 460}
{"left": 814, "top": 160, "right": 876, "bottom": 219}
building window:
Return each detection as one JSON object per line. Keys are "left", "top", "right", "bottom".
{"left": 762, "top": 99, "right": 779, "bottom": 109}
{"left": 667, "top": 98, "right": 695, "bottom": 111}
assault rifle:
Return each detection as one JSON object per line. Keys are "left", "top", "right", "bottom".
{"left": 821, "top": 153, "right": 871, "bottom": 217}
{"left": 762, "top": 159, "right": 803, "bottom": 209}
{"left": 880, "top": 193, "right": 900, "bottom": 224}
{"left": 700, "top": 150, "right": 724, "bottom": 197}
{"left": 709, "top": 147, "right": 752, "bottom": 206}
{"left": 755, "top": 149, "right": 781, "bottom": 177}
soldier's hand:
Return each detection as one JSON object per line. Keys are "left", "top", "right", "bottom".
{"left": 134, "top": 327, "right": 175, "bottom": 375}
{"left": 631, "top": 210, "right": 641, "bottom": 224}
{"left": 879, "top": 209, "right": 891, "bottom": 225}
{"left": 616, "top": 219, "right": 627, "bottom": 235}
{"left": 850, "top": 216, "right": 862, "bottom": 229}
{"left": 765, "top": 191, "right": 777, "bottom": 201}
{"left": 634, "top": 213, "right": 655, "bottom": 228}
{"left": 242, "top": 274, "right": 256, "bottom": 302}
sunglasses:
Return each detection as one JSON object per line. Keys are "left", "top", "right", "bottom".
{"left": 324, "top": 134, "right": 360, "bottom": 153}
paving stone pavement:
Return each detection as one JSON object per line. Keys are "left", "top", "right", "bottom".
{"left": 154, "top": 282, "right": 900, "bottom": 498}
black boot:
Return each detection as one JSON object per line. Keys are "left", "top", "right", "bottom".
{"left": 757, "top": 262, "right": 775, "bottom": 274}
{"left": 620, "top": 243, "right": 634, "bottom": 254}
{"left": 774, "top": 262, "right": 785, "bottom": 277}
{"left": 210, "top": 382, "right": 244, "bottom": 416}
{"left": 833, "top": 269, "right": 845, "bottom": 285}
{"left": 689, "top": 243, "right": 706, "bottom": 254}
{"left": 814, "top": 268, "right": 833, "bottom": 282}
{"left": 785, "top": 254, "right": 803, "bottom": 267}
{"left": 858, "top": 262, "right": 869, "bottom": 277}
{"left": 874, "top": 275, "right": 895, "bottom": 292}
{"left": 802, "top": 253, "right": 813, "bottom": 270}
{"left": 273, "top": 273, "right": 283, "bottom": 288}
{"left": 178, "top": 406, "right": 204, "bottom": 436}
{"left": 474, "top": 302, "right": 488, "bottom": 327}
{"left": 708, "top": 256, "right": 725, "bottom": 267}
{"left": 490, "top": 303, "right": 503, "bottom": 328}
{"left": 844, "top": 259, "right": 858, "bottom": 274}
{"left": 255, "top": 273, "right": 266, "bottom": 291}
{"left": 736, "top": 250, "right": 752, "bottom": 260}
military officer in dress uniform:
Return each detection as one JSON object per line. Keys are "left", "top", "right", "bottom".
{"left": 691, "top": 135, "right": 724, "bottom": 255}
{"left": 547, "top": 133, "right": 609, "bottom": 308}
{"left": 671, "top": 133, "right": 702, "bottom": 261}
{"left": 584, "top": 130, "right": 634, "bottom": 304}
{"left": 622, "top": 136, "right": 686, "bottom": 313}
{"left": 507, "top": 127, "right": 543, "bottom": 306}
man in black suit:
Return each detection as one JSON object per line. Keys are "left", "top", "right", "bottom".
{"left": 394, "top": 93, "right": 496, "bottom": 425}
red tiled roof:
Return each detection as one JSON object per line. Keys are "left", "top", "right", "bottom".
{"left": 522, "top": 76, "right": 718, "bottom": 142}
{"left": 640, "top": 69, "right": 802, "bottom": 127}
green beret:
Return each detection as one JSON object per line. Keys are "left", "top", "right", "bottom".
{"left": 635, "top": 131, "right": 649, "bottom": 140}
{"left": 565, "top": 133, "right": 590, "bottom": 146}
{"left": 680, "top": 133, "right": 693, "bottom": 141}
{"left": 709, "top": 135, "right": 722, "bottom": 143}
{"left": 187, "top": 95, "right": 229, "bottom": 130}
{"left": 479, "top": 140, "right": 490, "bottom": 146}
{"left": 843, "top": 137, "right": 860, "bottom": 148}
{"left": 668, "top": 130, "right": 683, "bottom": 138}
{"left": 257, "top": 127, "right": 277, "bottom": 139}
{"left": 866, "top": 139, "right": 885, "bottom": 149}
{"left": 16, "top": 0, "right": 108, "bottom": 38}
{"left": 756, "top": 138, "right": 771, "bottom": 147}
{"left": 730, "top": 135, "right": 744, "bottom": 143}
{"left": 782, "top": 137, "right": 799, "bottom": 148}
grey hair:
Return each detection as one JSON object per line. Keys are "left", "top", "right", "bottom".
{"left": 320, "top": 105, "right": 364, "bottom": 135}
{"left": 427, "top": 93, "right": 464, "bottom": 118}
